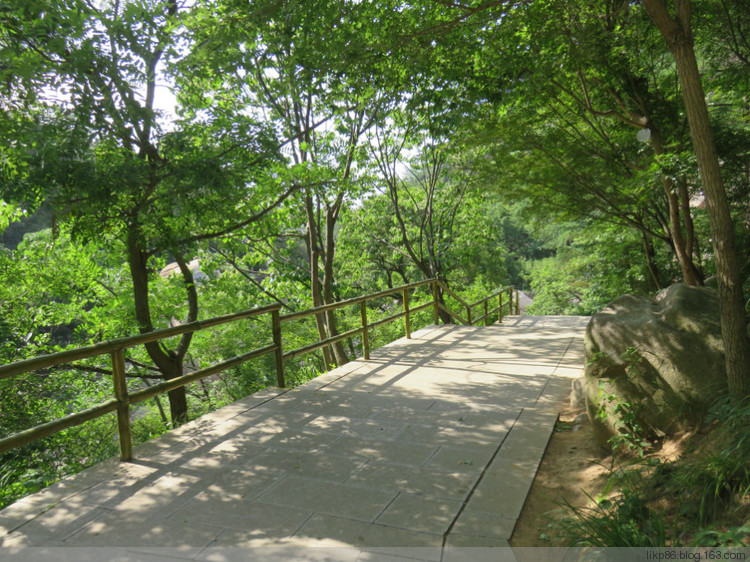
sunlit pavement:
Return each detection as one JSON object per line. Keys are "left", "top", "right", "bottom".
{"left": 0, "top": 316, "right": 589, "bottom": 561}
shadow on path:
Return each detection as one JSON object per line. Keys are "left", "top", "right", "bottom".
{"left": 0, "top": 316, "right": 589, "bottom": 560}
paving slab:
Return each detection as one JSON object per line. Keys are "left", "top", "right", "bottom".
{"left": 246, "top": 448, "right": 366, "bottom": 482}
{"left": 0, "top": 316, "right": 588, "bottom": 559}
{"left": 169, "top": 496, "right": 311, "bottom": 536}
{"left": 295, "top": 513, "right": 443, "bottom": 550}
{"left": 423, "top": 445, "right": 496, "bottom": 475}
{"left": 324, "top": 436, "right": 439, "bottom": 467}
{"left": 345, "top": 461, "right": 477, "bottom": 500}
{"left": 258, "top": 476, "right": 398, "bottom": 522}
{"left": 375, "top": 493, "right": 463, "bottom": 534}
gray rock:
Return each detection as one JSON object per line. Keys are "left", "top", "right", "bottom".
{"left": 516, "top": 290, "right": 534, "bottom": 314}
{"left": 570, "top": 377, "right": 586, "bottom": 409}
{"left": 584, "top": 283, "right": 727, "bottom": 446}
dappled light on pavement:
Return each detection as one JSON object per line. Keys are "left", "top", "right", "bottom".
{"left": 0, "top": 316, "right": 588, "bottom": 559}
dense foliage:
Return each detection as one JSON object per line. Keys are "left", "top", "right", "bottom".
{"left": 1, "top": 0, "right": 749, "bottom": 511}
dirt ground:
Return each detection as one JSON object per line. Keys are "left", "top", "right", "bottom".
{"left": 509, "top": 388, "right": 740, "bottom": 548}
{"left": 510, "top": 402, "right": 611, "bottom": 546}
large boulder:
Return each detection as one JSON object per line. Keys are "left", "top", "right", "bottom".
{"left": 584, "top": 283, "right": 727, "bottom": 446}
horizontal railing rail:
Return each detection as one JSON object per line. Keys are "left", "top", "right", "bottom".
{"left": 439, "top": 284, "right": 520, "bottom": 326}
{"left": 0, "top": 303, "right": 284, "bottom": 380}
{"left": 0, "top": 279, "right": 519, "bottom": 462}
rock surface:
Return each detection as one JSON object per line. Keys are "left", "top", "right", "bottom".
{"left": 584, "top": 283, "right": 726, "bottom": 446}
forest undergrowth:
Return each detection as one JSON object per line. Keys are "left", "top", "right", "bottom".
{"left": 549, "top": 394, "right": 750, "bottom": 547}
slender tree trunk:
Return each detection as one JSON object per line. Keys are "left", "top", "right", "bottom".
{"left": 650, "top": 128, "right": 701, "bottom": 285}
{"left": 664, "top": 176, "right": 700, "bottom": 285}
{"left": 385, "top": 176, "right": 453, "bottom": 323}
{"left": 322, "top": 201, "right": 349, "bottom": 366}
{"left": 305, "top": 195, "right": 334, "bottom": 367}
{"left": 678, "top": 175, "right": 704, "bottom": 282}
{"left": 642, "top": 0, "right": 750, "bottom": 395}
{"left": 642, "top": 232, "right": 663, "bottom": 290}
{"left": 427, "top": 272, "right": 453, "bottom": 324}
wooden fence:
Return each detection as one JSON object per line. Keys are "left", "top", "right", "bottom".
{"left": 0, "top": 279, "right": 519, "bottom": 461}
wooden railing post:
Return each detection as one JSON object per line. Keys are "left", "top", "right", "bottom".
{"left": 484, "top": 301, "right": 489, "bottom": 326}
{"left": 272, "top": 309, "right": 285, "bottom": 388}
{"left": 498, "top": 292, "right": 503, "bottom": 323}
{"left": 360, "top": 301, "right": 370, "bottom": 360}
{"left": 515, "top": 289, "right": 520, "bottom": 315}
{"left": 111, "top": 349, "right": 133, "bottom": 462}
{"left": 432, "top": 281, "right": 440, "bottom": 325}
{"left": 466, "top": 305, "right": 472, "bottom": 326}
{"left": 402, "top": 288, "right": 411, "bottom": 338}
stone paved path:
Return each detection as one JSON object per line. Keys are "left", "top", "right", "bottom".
{"left": 0, "top": 316, "right": 589, "bottom": 561}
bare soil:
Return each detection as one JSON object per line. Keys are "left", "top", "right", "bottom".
{"left": 509, "top": 402, "right": 701, "bottom": 546}
{"left": 510, "top": 390, "right": 750, "bottom": 548}
{"left": 510, "top": 403, "right": 611, "bottom": 546}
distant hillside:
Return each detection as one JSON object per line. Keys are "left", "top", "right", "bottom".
{"left": 1, "top": 205, "right": 53, "bottom": 249}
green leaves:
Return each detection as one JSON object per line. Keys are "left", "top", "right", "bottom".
{"left": 0, "top": 201, "right": 25, "bottom": 233}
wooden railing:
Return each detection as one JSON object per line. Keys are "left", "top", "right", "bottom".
{"left": 0, "top": 279, "right": 519, "bottom": 461}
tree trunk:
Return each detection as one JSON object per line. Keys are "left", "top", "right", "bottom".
{"left": 322, "top": 201, "right": 349, "bottom": 366}
{"left": 642, "top": 0, "right": 750, "bottom": 395}
{"left": 678, "top": 175, "right": 704, "bottom": 282}
{"left": 664, "top": 175, "right": 701, "bottom": 285}
{"left": 436, "top": 288, "right": 454, "bottom": 324}
{"left": 649, "top": 127, "right": 701, "bottom": 285}
{"left": 127, "top": 229, "right": 189, "bottom": 425}
{"left": 305, "top": 195, "right": 334, "bottom": 367}
{"left": 642, "top": 232, "right": 663, "bottom": 291}
{"left": 163, "top": 359, "right": 188, "bottom": 427}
